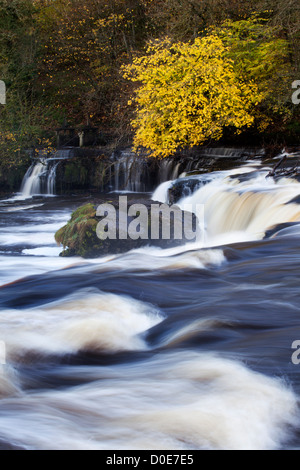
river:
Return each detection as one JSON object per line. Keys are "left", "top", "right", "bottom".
{"left": 0, "top": 154, "right": 300, "bottom": 450}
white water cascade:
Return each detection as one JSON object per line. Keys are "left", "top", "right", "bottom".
{"left": 20, "top": 161, "right": 46, "bottom": 198}
{"left": 112, "top": 150, "right": 151, "bottom": 192}
{"left": 20, "top": 159, "right": 59, "bottom": 198}
{"left": 47, "top": 161, "right": 60, "bottom": 195}
{"left": 111, "top": 147, "right": 262, "bottom": 193}
{"left": 153, "top": 164, "right": 300, "bottom": 247}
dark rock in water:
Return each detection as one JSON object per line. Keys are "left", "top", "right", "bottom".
{"left": 287, "top": 195, "right": 300, "bottom": 205}
{"left": 264, "top": 222, "right": 299, "bottom": 239}
{"left": 55, "top": 199, "right": 199, "bottom": 258}
{"left": 265, "top": 155, "right": 300, "bottom": 182}
{"left": 168, "top": 177, "right": 211, "bottom": 204}
{"left": 229, "top": 170, "right": 261, "bottom": 184}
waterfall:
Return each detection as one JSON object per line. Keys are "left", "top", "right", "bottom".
{"left": 158, "top": 159, "right": 177, "bottom": 183}
{"left": 21, "top": 161, "right": 47, "bottom": 198}
{"left": 18, "top": 146, "right": 263, "bottom": 197}
{"left": 47, "top": 161, "right": 60, "bottom": 195}
{"left": 110, "top": 147, "right": 262, "bottom": 193}
{"left": 152, "top": 181, "right": 173, "bottom": 203}
{"left": 152, "top": 163, "right": 300, "bottom": 247}
{"left": 112, "top": 150, "right": 151, "bottom": 192}
{"left": 20, "top": 159, "right": 59, "bottom": 198}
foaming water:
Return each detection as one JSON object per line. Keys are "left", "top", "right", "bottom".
{"left": 0, "top": 255, "right": 82, "bottom": 287}
{"left": 87, "top": 247, "right": 226, "bottom": 274}
{"left": 153, "top": 165, "right": 300, "bottom": 248}
{"left": 152, "top": 180, "right": 173, "bottom": 203}
{"left": 0, "top": 353, "right": 297, "bottom": 450}
{"left": 0, "top": 201, "right": 74, "bottom": 285}
{"left": 0, "top": 289, "right": 163, "bottom": 359}
{"left": 1, "top": 204, "right": 45, "bottom": 212}
{"left": 0, "top": 366, "right": 21, "bottom": 399}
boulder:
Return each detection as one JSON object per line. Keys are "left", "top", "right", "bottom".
{"left": 55, "top": 198, "right": 200, "bottom": 258}
{"left": 168, "top": 177, "right": 211, "bottom": 204}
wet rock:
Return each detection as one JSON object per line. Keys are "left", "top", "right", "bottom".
{"left": 168, "top": 177, "right": 211, "bottom": 204}
{"left": 55, "top": 199, "right": 199, "bottom": 258}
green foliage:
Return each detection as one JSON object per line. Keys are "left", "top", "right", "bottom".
{"left": 211, "top": 15, "right": 292, "bottom": 129}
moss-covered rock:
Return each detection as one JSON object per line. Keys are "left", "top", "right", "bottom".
{"left": 55, "top": 199, "right": 199, "bottom": 258}
{"left": 55, "top": 203, "right": 100, "bottom": 258}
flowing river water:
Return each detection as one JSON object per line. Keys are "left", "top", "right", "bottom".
{"left": 0, "top": 155, "right": 300, "bottom": 450}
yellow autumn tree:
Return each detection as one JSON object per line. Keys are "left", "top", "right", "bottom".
{"left": 123, "top": 35, "right": 263, "bottom": 158}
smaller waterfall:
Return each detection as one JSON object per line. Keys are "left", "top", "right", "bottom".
{"left": 18, "top": 146, "right": 263, "bottom": 198}
{"left": 111, "top": 150, "right": 188, "bottom": 192}
{"left": 108, "top": 147, "right": 262, "bottom": 193}
{"left": 47, "top": 161, "right": 60, "bottom": 195}
{"left": 20, "top": 159, "right": 59, "bottom": 198}
{"left": 21, "top": 161, "right": 47, "bottom": 198}
{"left": 112, "top": 150, "right": 151, "bottom": 192}
{"left": 158, "top": 159, "right": 177, "bottom": 183}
